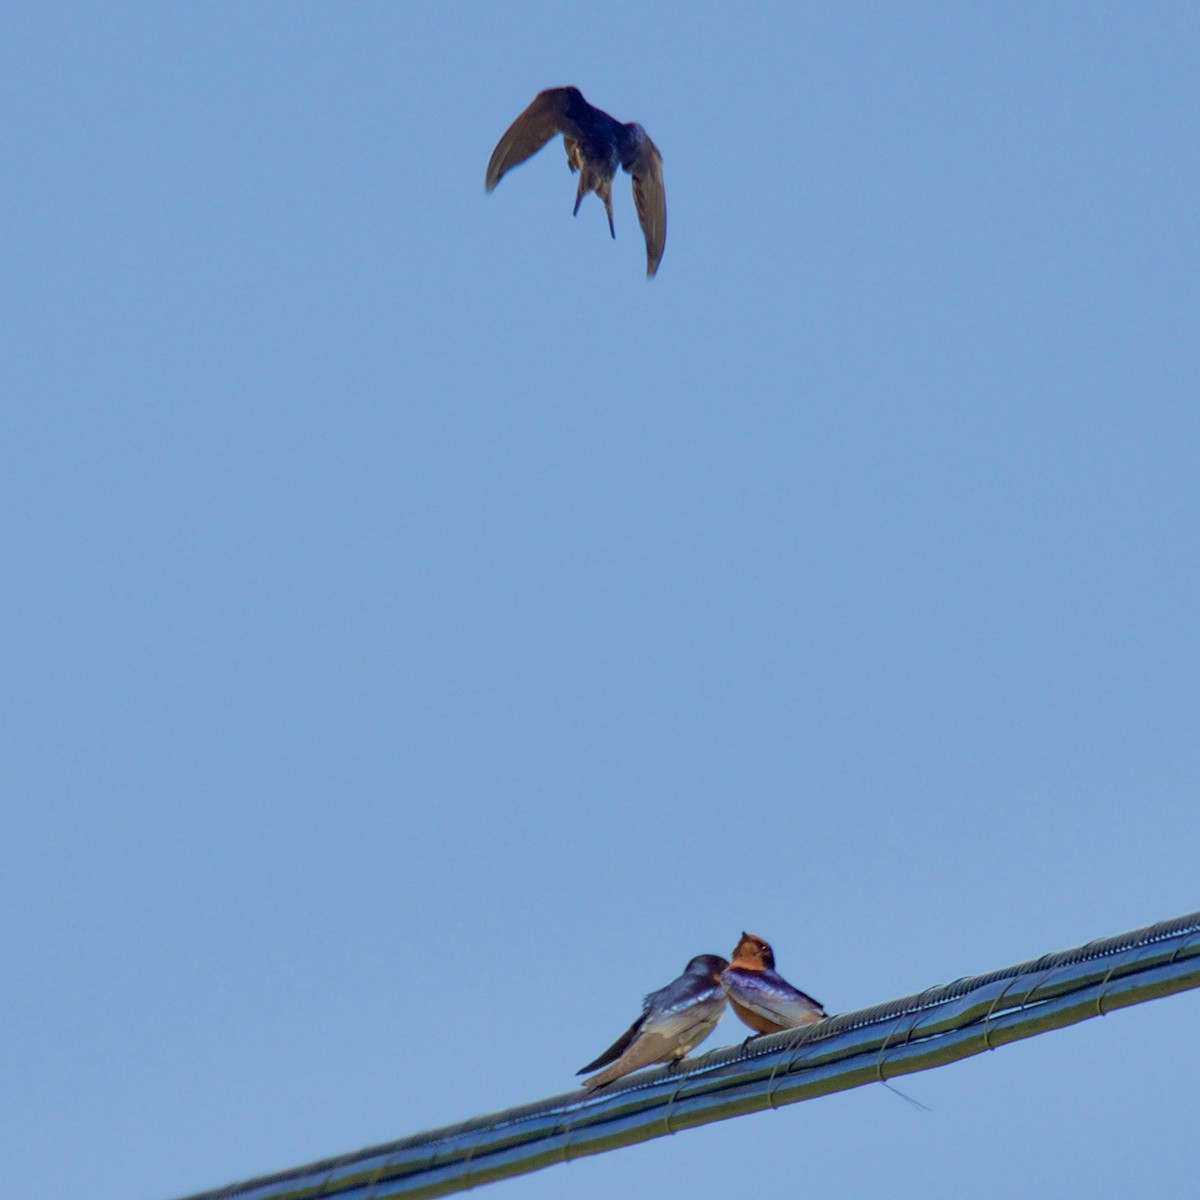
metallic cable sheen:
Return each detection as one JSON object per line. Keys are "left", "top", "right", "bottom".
{"left": 177, "top": 911, "right": 1200, "bottom": 1200}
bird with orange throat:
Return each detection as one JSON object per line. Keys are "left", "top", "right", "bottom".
{"left": 577, "top": 954, "right": 728, "bottom": 1091}
{"left": 486, "top": 86, "right": 667, "bottom": 277}
{"left": 721, "top": 933, "right": 827, "bottom": 1035}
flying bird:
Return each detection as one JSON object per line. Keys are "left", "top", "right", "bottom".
{"left": 486, "top": 86, "right": 667, "bottom": 277}
{"left": 577, "top": 953, "right": 728, "bottom": 1091}
{"left": 721, "top": 933, "right": 827, "bottom": 1035}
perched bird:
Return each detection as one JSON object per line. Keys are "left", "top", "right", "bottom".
{"left": 577, "top": 954, "right": 728, "bottom": 1091}
{"left": 485, "top": 86, "right": 667, "bottom": 277}
{"left": 721, "top": 933, "right": 827, "bottom": 1035}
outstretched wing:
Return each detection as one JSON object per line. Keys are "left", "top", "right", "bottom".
{"left": 486, "top": 87, "right": 586, "bottom": 192}
{"left": 624, "top": 132, "right": 666, "bottom": 277}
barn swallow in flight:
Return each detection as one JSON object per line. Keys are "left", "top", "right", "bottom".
{"left": 721, "top": 933, "right": 827, "bottom": 1035}
{"left": 577, "top": 953, "right": 728, "bottom": 1091}
{"left": 485, "top": 86, "right": 667, "bottom": 277}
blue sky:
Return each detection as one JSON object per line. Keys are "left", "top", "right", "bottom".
{"left": 3, "top": 4, "right": 1198, "bottom": 1198}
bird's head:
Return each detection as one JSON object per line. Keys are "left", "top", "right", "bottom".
{"left": 730, "top": 932, "right": 775, "bottom": 971}
{"left": 685, "top": 953, "right": 731, "bottom": 983}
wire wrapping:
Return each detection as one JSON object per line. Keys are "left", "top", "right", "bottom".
{"left": 175, "top": 910, "right": 1200, "bottom": 1200}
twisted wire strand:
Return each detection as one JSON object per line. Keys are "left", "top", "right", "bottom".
{"left": 177, "top": 910, "right": 1200, "bottom": 1200}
